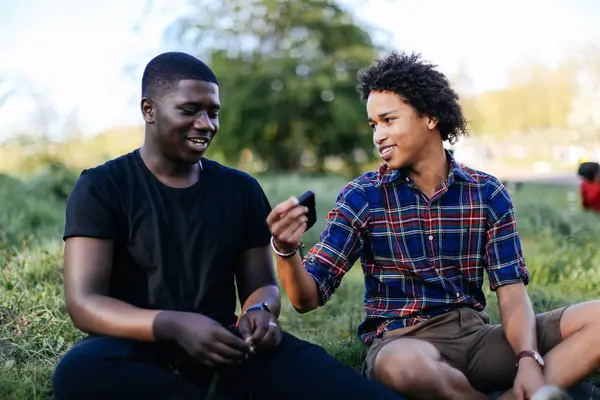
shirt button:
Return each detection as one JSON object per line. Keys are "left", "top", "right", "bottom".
{"left": 428, "top": 235, "right": 433, "bottom": 241}
{"left": 405, "top": 177, "right": 410, "bottom": 182}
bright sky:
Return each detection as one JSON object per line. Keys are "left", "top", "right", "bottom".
{"left": 0, "top": 0, "right": 598, "bottom": 140}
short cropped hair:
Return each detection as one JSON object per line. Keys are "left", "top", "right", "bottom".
{"left": 578, "top": 162, "right": 600, "bottom": 182}
{"left": 357, "top": 51, "right": 468, "bottom": 145}
{"left": 141, "top": 52, "right": 219, "bottom": 99}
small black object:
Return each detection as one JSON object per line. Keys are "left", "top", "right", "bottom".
{"left": 297, "top": 190, "right": 317, "bottom": 232}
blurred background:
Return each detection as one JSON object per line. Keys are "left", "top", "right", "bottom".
{"left": 1, "top": 1, "right": 600, "bottom": 398}
{"left": 1, "top": 0, "right": 600, "bottom": 179}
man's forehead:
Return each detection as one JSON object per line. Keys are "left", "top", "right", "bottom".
{"left": 175, "top": 79, "right": 219, "bottom": 94}
{"left": 167, "top": 79, "right": 220, "bottom": 104}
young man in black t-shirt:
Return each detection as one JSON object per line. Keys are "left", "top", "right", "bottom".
{"left": 51, "top": 52, "right": 403, "bottom": 400}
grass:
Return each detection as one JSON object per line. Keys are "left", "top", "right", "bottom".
{"left": 1, "top": 164, "right": 600, "bottom": 399}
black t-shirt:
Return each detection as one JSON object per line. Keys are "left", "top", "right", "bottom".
{"left": 64, "top": 149, "right": 272, "bottom": 326}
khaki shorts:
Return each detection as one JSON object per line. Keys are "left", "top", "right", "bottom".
{"left": 362, "top": 306, "right": 568, "bottom": 393}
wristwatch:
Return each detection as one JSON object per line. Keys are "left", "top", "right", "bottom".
{"left": 516, "top": 350, "right": 544, "bottom": 368}
{"left": 243, "top": 302, "right": 271, "bottom": 315}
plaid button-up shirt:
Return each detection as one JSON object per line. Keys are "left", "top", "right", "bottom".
{"left": 304, "top": 154, "right": 529, "bottom": 345}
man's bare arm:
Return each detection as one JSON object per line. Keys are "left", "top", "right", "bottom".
{"left": 64, "top": 237, "right": 173, "bottom": 341}
{"left": 496, "top": 282, "right": 538, "bottom": 357}
{"left": 235, "top": 245, "right": 281, "bottom": 316}
{"left": 274, "top": 253, "right": 320, "bottom": 313}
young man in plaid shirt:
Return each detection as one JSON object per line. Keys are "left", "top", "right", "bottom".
{"left": 267, "top": 52, "right": 600, "bottom": 399}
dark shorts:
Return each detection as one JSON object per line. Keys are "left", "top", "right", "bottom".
{"left": 362, "top": 306, "right": 568, "bottom": 393}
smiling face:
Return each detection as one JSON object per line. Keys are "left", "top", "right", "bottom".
{"left": 367, "top": 90, "right": 438, "bottom": 170}
{"left": 142, "top": 79, "right": 220, "bottom": 165}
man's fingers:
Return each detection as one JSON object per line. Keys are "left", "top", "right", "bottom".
{"left": 257, "top": 323, "right": 281, "bottom": 348}
{"left": 210, "top": 341, "right": 248, "bottom": 362}
{"left": 514, "top": 387, "right": 524, "bottom": 400}
{"left": 205, "top": 349, "right": 239, "bottom": 366}
{"left": 250, "top": 323, "right": 268, "bottom": 347}
{"left": 216, "top": 328, "right": 251, "bottom": 353}
{"left": 267, "top": 197, "right": 299, "bottom": 225}
{"left": 269, "top": 206, "right": 308, "bottom": 238}
{"left": 236, "top": 317, "right": 253, "bottom": 342}
{"left": 284, "top": 221, "right": 307, "bottom": 244}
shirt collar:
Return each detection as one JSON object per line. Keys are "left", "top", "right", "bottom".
{"left": 376, "top": 149, "right": 475, "bottom": 186}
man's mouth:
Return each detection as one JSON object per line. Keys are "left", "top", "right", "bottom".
{"left": 380, "top": 145, "right": 396, "bottom": 156}
{"left": 187, "top": 137, "right": 209, "bottom": 147}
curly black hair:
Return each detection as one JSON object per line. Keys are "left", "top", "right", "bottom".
{"left": 357, "top": 51, "right": 468, "bottom": 145}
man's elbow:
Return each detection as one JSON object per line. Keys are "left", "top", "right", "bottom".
{"left": 292, "top": 297, "right": 320, "bottom": 314}
{"left": 65, "top": 294, "right": 94, "bottom": 333}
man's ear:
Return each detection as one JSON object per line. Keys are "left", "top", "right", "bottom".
{"left": 427, "top": 116, "right": 438, "bottom": 131}
{"left": 141, "top": 98, "right": 155, "bottom": 124}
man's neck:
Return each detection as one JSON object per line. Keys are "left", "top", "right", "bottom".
{"left": 139, "top": 145, "right": 201, "bottom": 188}
{"left": 407, "top": 145, "right": 449, "bottom": 199}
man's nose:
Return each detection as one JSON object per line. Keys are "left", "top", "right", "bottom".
{"left": 373, "top": 126, "right": 388, "bottom": 145}
{"left": 193, "top": 112, "right": 215, "bottom": 132}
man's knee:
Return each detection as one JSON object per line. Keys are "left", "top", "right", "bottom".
{"left": 373, "top": 338, "right": 441, "bottom": 392}
{"left": 52, "top": 336, "right": 153, "bottom": 397}
{"left": 52, "top": 340, "right": 104, "bottom": 396}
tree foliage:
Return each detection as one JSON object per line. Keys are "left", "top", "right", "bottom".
{"left": 166, "top": 0, "right": 389, "bottom": 173}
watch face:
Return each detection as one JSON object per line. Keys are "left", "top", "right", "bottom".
{"left": 534, "top": 353, "right": 545, "bottom": 366}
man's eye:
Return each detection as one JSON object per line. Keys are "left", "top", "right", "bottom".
{"left": 181, "top": 108, "right": 196, "bottom": 115}
{"left": 384, "top": 117, "right": 394, "bottom": 123}
{"left": 208, "top": 113, "right": 219, "bottom": 119}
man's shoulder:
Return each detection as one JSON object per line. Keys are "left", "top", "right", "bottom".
{"left": 333, "top": 170, "right": 380, "bottom": 204}
{"left": 203, "top": 158, "right": 261, "bottom": 187}
{"left": 455, "top": 163, "right": 513, "bottom": 211}
{"left": 454, "top": 162, "right": 506, "bottom": 189}
{"left": 347, "top": 170, "right": 380, "bottom": 190}
{"left": 203, "top": 158, "right": 255, "bottom": 179}
{"left": 80, "top": 151, "right": 137, "bottom": 180}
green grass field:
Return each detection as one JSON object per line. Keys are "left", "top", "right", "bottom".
{"left": 1, "top": 165, "right": 599, "bottom": 399}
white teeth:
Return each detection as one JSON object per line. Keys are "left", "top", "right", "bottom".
{"left": 381, "top": 146, "right": 394, "bottom": 155}
{"left": 188, "top": 138, "right": 207, "bottom": 145}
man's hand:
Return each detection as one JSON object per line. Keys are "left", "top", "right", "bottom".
{"left": 266, "top": 197, "right": 308, "bottom": 253}
{"left": 512, "top": 358, "right": 546, "bottom": 400}
{"left": 237, "top": 310, "right": 282, "bottom": 353}
{"left": 155, "top": 311, "right": 251, "bottom": 368}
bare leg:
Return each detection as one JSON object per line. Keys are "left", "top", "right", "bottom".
{"left": 542, "top": 300, "right": 600, "bottom": 388}
{"left": 498, "top": 301, "right": 600, "bottom": 400}
{"left": 372, "top": 338, "right": 489, "bottom": 400}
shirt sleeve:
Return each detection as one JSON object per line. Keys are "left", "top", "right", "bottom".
{"left": 63, "top": 170, "right": 119, "bottom": 241}
{"left": 241, "top": 176, "right": 272, "bottom": 249}
{"left": 304, "top": 182, "right": 368, "bottom": 305}
{"left": 483, "top": 181, "right": 530, "bottom": 290}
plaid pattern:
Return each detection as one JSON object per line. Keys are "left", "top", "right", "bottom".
{"left": 304, "top": 154, "right": 529, "bottom": 345}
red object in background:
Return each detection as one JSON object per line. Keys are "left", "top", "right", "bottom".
{"left": 580, "top": 179, "right": 600, "bottom": 212}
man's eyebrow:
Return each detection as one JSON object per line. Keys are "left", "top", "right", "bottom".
{"left": 378, "top": 109, "right": 398, "bottom": 118}
{"left": 368, "top": 109, "right": 399, "bottom": 122}
{"left": 179, "top": 101, "right": 221, "bottom": 110}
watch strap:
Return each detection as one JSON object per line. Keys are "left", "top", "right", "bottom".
{"left": 516, "top": 350, "right": 544, "bottom": 368}
{"left": 243, "top": 302, "right": 271, "bottom": 315}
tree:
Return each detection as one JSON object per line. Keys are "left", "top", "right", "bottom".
{"left": 165, "top": 0, "right": 389, "bottom": 174}
{"left": 469, "top": 61, "right": 577, "bottom": 137}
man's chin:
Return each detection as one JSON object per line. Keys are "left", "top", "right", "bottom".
{"left": 182, "top": 149, "right": 207, "bottom": 164}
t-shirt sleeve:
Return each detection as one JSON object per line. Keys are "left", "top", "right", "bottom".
{"left": 63, "top": 170, "right": 119, "bottom": 241}
{"left": 483, "top": 180, "right": 530, "bottom": 290}
{"left": 241, "top": 176, "right": 272, "bottom": 249}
